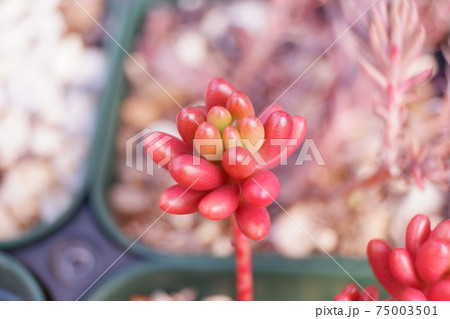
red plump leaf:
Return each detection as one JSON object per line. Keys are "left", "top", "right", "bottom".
{"left": 226, "top": 91, "right": 255, "bottom": 120}
{"left": 429, "top": 220, "right": 450, "bottom": 243}
{"left": 406, "top": 214, "right": 431, "bottom": 258}
{"left": 169, "top": 155, "right": 226, "bottom": 191}
{"left": 222, "top": 125, "right": 243, "bottom": 150}
{"left": 194, "top": 122, "right": 224, "bottom": 160}
{"left": 428, "top": 280, "right": 450, "bottom": 301}
{"left": 334, "top": 284, "right": 359, "bottom": 301}
{"left": 389, "top": 248, "right": 423, "bottom": 289}
{"left": 176, "top": 106, "right": 206, "bottom": 147}
{"left": 198, "top": 183, "right": 240, "bottom": 220}
{"left": 235, "top": 205, "right": 271, "bottom": 241}
{"left": 261, "top": 115, "right": 307, "bottom": 169}
{"left": 205, "top": 78, "right": 235, "bottom": 109}
{"left": 286, "top": 115, "right": 307, "bottom": 156}
{"left": 258, "top": 103, "right": 283, "bottom": 125}
{"left": 257, "top": 111, "right": 293, "bottom": 167}
{"left": 222, "top": 147, "right": 256, "bottom": 180}
{"left": 367, "top": 239, "right": 404, "bottom": 300}
{"left": 416, "top": 239, "right": 450, "bottom": 283}
{"left": 241, "top": 170, "right": 280, "bottom": 207}
{"left": 399, "top": 287, "right": 428, "bottom": 301}
{"left": 144, "top": 132, "right": 191, "bottom": 169}
{"left": 159, "top": 184, "right": 206, "bottom": 214}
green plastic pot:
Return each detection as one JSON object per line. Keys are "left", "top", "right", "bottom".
{"left": 0, "top": 251, "right": 45, "bottom": 301}
{"left": 87, "top": 257, "right": 385, "bottom": 301}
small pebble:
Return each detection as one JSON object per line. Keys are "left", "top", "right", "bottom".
{"left": 202, "top": 294, "right": 233, "bottom": 301}
{"left": 194, "top": 221, "right": 223, "bottom": 246}
{"left": 130, "top": 287, "right": 232, "bottom": 301}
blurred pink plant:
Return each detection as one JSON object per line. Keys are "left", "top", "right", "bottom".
{"left": 356, "top": 0, "right": 449, "bottom": 191}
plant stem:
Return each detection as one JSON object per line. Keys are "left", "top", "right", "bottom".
{"left": 232, "top": 215, "right": 254, "bottom": 301}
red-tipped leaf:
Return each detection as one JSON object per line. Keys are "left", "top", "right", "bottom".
{"left": 222, "top": 147, "right": 256, "bottom": 180}
{"left": 367, "top": 239, "right": 404, "bottom": 299}
{"left": 429, "top": 220, "right": 450, "bottom": 243}
{"left": 176, "top": 107, "right": 206, "bottom": 147}
{"left": 159, "top": 184, "right": 206, "bottom": 214}
{"left": 334, "top": 284, "right": 359, "bottom": 301}
{"left": 416, "top": 239, "right": 450, "bottom": 283}
{"left": 428, "top": 280, "right": 450, "bottom": 301}
{"left": 169, "top": 155, "right": 226, "bottom": 191}
{"left": 389, "top": 248, "right": 423, "bottom": 289}
{"left": 406, "top": 214, "right": 430, "bottom": 258}
{"left": 258, "top": 103, "right": 283, "bottom": 125}
{"left": 241, "top": 170, "right": 280, "bottom": 207}
{"left": 261, "top": 115, "right": 307, "bottom": 169}
{"left": 198, "top": 183, "right": 240, "bottom": 220}
{"left": 205, "top": 78, "right": 235, "bottom": 109}
{"left": 226, "top": 91, "right": 255, "bottom": 120}
{"left": 194, "top": 122, "right": 224, "bottom": 160}
{"left": 399, "top": 287, "right": 428, "bottom": 301}
{"left": 235, "top": 205, "right": 271, "bottom": 241}
{"left": 145, "top": 132, "right": 191, "bottom": 169}
{"left": 257, "top": 111, "right": 293, "bottom": 168}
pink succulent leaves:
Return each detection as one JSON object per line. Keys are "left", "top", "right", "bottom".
{"left": 146, "top": 78, "right": 307, "bottom": 241}
{"left": 335, "top": 214, "right": 450, "bottom": 301}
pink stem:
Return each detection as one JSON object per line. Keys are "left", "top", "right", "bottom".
{"left": 384, "top": 47, "right": 402, "bottom": 173}
{"left": 385, "top": 83, "right": 401, "bottom": 171}
{"left": 232, "top": 215, "right": 254, "bottom": 301}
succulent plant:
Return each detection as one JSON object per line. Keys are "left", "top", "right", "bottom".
{"left": 145, "top": 78, "right": 307, "bottom": 241}
{"left": 145, "top": 78, "right": 307, "bottom": 300}
{"left": 335, "top": 214, "right": 450, "bottom": 301}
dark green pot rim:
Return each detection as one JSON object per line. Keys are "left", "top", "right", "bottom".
{"left": 86, "top": 256, "right": 376, "bottom": 301}
{"left": 0, "top": 251, "right": 46, "bottom": 301}
{"left": 86, "top": 262, "right": 226, "bottom": 301}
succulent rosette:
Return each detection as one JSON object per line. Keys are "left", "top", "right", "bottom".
{"left": 145, "top": 78, "right": 307, "bottom": 241}
{"left": 335, "top": 214, "right": 450, "bottom": 301}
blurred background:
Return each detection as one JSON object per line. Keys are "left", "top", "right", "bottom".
{"left": 0, "top": 0, "right": 449, "bottom": 301}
